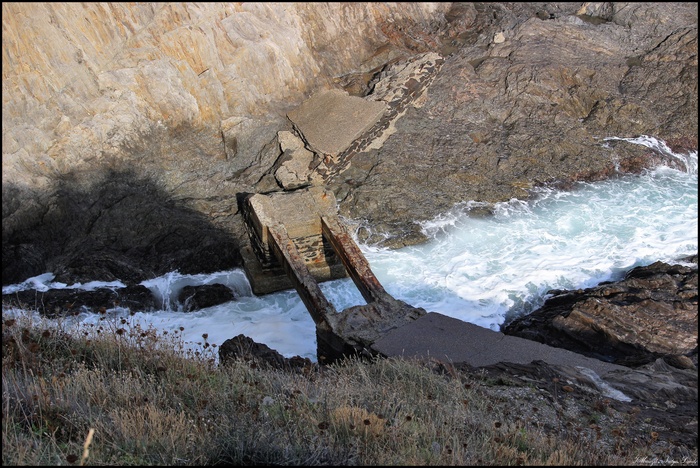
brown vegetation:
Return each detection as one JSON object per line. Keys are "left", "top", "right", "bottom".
{"left": 2, "top": 310, "right": 695, "bottom": 466}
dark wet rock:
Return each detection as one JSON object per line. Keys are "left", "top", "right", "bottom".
{"left": 502, "top": 261, "right": 698, "bottom": 367}
{"left": 2, "top": 285, "right": 157, "bottom": 317}
{"left": 680, "top": 253, "right": 698, "bottom": 266}
{"left": 2, "top": 170, "right": 243, "bottom": 286}
{"left": 177, "top": 284, "right": 235, "bottom": 312}
{"left": 219, "top": 334, "right": 316, "bottom": 373}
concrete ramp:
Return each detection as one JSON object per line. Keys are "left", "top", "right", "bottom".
{"left": 371, "top": 312, "right": 627, "bottom": 376}
{"left": 287, "top": 89, "right": 386, "bottom": 157}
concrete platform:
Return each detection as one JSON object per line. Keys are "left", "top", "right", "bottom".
{"left": 240, "top": 187, "right": 347, "bottom": 295}
{"left": 287, "top": 89, "right": 386, "bottom": 156}
{"left": 371, "top": 312, "right": 627, "bottom": 376}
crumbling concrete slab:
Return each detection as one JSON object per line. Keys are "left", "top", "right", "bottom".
{"left": 287, "top": 88, "right": 386, "bottom": 156}
{"left": 274, "top": 130, "right": 318, "bottom": 190}
{"left": 248, "top": 186, "right": 335, "bottom": 239}
{"left": 371, "top": 312, "right": 627, "bottom": 376}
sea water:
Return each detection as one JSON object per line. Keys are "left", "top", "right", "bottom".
{"left": 3, "top": 136, "right": 697, "bottom": 362}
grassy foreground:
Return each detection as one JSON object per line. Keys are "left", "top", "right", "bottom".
{"left": 2, "top": 311, "right": 663, "bottom": 466}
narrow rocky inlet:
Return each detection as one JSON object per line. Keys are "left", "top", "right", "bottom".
{"left": 2, "top": 2, "right": 697, "bottom": 461}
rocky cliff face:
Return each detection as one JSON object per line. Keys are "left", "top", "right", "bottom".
{"left": 330, "top": 2, "right": 699, "bottom": 246}
{"left": 2, "top": 2, "right": 697, "bottom": 286}
{"left": 2, "top": 2, "right": 452, "bottom": 284}
{"left": 2, "top": 2, "right": 452, "bottom": 181}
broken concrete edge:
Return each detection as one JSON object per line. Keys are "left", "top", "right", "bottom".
{"left": 317, "top": 52, "right": 446, "bottom": 183}
{"left": 279, "top": 52, "right": 445, "bottom": 187}
{"left": 234, "top": 50, "right": 448, "bottom": 361}
{"left": 236, "top": 187, "right": 430, "bottom": 364}
{"left": 287, "top": 88, "right": 388, "bottom": 157}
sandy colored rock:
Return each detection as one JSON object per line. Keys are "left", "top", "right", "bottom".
{"left": 1, "top": 2, "right": 451, "bottom": 285}
{"left": 274, "top": 148, "right": 316, "bottom": 190}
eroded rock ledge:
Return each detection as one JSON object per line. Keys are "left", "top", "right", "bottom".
{"left": 503, "top": 256, "right": 698, "bottom": 368}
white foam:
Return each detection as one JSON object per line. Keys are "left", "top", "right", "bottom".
{"left": 1, "top": 273, "right": 125, "bottom": 294}
{"left": 604, "top": 135, "right": 698, "bottom": 174}
{"left": 140, "top": 269, "right": 252, "bottom": 311}
{"left": 362, "top": 157, "right": 697, "bottom": 329}
{"left": 2, "top": 137, "right": 697, "bottom": 362}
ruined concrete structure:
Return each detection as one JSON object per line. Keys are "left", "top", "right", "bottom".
{"left": 240, "top": 186, "right": 426, "bottom": 363}
{"left": 239, "top": 187, "right": 347, "bottom": 295}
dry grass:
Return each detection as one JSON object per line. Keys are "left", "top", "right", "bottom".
{"left": 1, "top": 310, "right": 680, "bottom": 466}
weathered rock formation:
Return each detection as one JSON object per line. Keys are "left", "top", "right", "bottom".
{"left": 219, "top": 334, "right": 316, "bottom": 373}
{"left": 3, "top": 3, "right": 697, "bottom": 287}
{"left": 331, "top": 2, "right": 699, "bottom": 247}
{"left": 177, "top": 284, "right": 236, "bottom": 312}
{"left": 2, "top": 281, "right": 237, "bottom": 315}
{"left": 3, "top": 284, "right": 158, "bottom": 317}
{"left": 503, "top": 257, "right": 698, "bottom": 367}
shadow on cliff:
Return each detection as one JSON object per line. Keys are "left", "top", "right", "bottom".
{"left": 2, "top": 168, "right": 242, "bottom": 286}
